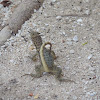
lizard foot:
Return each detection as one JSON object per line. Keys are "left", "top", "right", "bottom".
{"left": 21, "top": 73, "right": 42, "bottom": 80}
{"left": 57, "top": 78, "right": 76, "bottom": 83}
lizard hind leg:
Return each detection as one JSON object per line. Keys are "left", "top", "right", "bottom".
{"left": 53, "top": 66, "right": 63, "bottom": 81}
{"left": 53, "top": 65, "right": 75, "bottom": 83}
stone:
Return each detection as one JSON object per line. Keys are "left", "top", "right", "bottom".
{"left": 73, "top": 35, "right": 78, "bottom": 42}
{"left": 88, "top": 54, "right": 92, "bottom": 60}
{"left": 70, "top": 50, "right": 75, "bottom": 54}
{"left": 0, "top": 26, "right": 12, "bottom": 46}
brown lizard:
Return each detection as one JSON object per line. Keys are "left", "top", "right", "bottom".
{"left": 23, "top": 31, "right": 74, "bottom": 82}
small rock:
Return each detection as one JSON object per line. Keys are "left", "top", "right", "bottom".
{"left": 10, "top": 59, "right": 14, "bottom": 63}
{"left": 43, "top": 72, "right": 48, "bottom": 75}
{"left": 78, "top": 56, "right": 81, "bottom": 59}
{"left": 70, "top": 50, "right": 75, "bottom": 54}
{"left": 67, "top": 38, "right": 72, "bottom": 45}
{"left": 32, "top": 23, "right": 36, "bottom": 27}
{"left": 85, "top": 0, "right": 89, "bottom": 2}
{"left": 77, "top": 19, "right": 83, "bottom": 23}
{"left": 51, "top": 0, "right": 56, "bottom": 3}
{"left": 0, "top": 26, "right": 12, "bottom": 46}
{"left": 72, "top": 96, "right": 77, "bottom": 100}
{"left": 73, "top": 35, "right": 78, "bottom": 42}
{"left": 67, "top": 41, "right": 72, "bottom": 45}
{"left": 34, "top": 9, "right": 37, "bottom": 12}
{"left": 0, "top": 4, "right": 3, "bottom": 8}
{"left": 86, "top": 91, "right": 97, "bottom": 96}
{"left": 62, "top": 31, "right": 66, "bottom": 35}
{"left": 88, "top": 54, "right": 92, "bottom": 59}
{"left": 59, "top": 31, "right": 67, "bottom": 36}
{"left": 85, "top": 9, "right": 91, "bottom": 15}
{"left": 44, "top": 23, "right": 49, "bottom": 26}
{"left": 90, "top": 92, "right": 97, "bottom": 96}
{"left": 56, "top": 16, "right": 62, "bottom": 20}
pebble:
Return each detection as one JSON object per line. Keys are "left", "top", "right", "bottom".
{"left": 88, "top": 54, "right": 92, "bottom": 60}
{"left": 77, "top": 19, "right": 83, "bottom": 23}
{"left": 70, "top": 50, "right": 75, "bottom": 54}
{"left": 56, "top": 16, "right": 62, "bottom": 20}
{"left": 78, "top": 56, "right": 81, "bottom": 59}
{"left": 85, "top": 9, "right": 91, "bottom": 15}
{"left": 62, "top": 31, "right": 66, "bottom": 35}
{"left": 67, "top": 38, "right": 72, "bottom": 45}
{"left": 32, "top": 23, "right": 37, "bottom": 27}
{"left": 86, "top": 91, "right": 97, "bottom": 96}
{"left": 44, "top": 23, "right": 49, "bottom": 26}
{"left": 51, "top": 0, "right": 56, "bottom": 3}
{"left": 0, "top": 26, "right": 12, "bottom": 46}
{"left": 73, "top": 35, "right": 78, "bottom": 42}
{"left": 59, "top": 31, "right": 67, "bottom": 36}
{"left": 10, "top": 59, "right": 14, "bottom": 63}
{"left": 72, "top": 96, "right": 77, "bottom": 100}
{"left": 0, "top": 4, "right": 3, "bottom": 8}
{"left": 67, "top": 41, "right": 72, "bottom": 45}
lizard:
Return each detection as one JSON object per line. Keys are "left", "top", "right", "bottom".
{"left": 29, "top": 31, "right": 56, "bottom": 61}
{"left": 23, "top": 31, "right": 74, "bottom": 82}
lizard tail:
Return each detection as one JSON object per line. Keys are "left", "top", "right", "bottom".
{"left": 40, "top": 42, "right": 52, "bottom": 51}
{"left": 39, "top": 42, "right": 52, "bottom": 72}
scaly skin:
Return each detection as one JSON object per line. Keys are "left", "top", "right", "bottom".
{"left": 40, "top": 42, "right": 54, "bottom": 72}
{"left": 30, "top": 31, "right": 42, "bottom": 53}
{"left": 29, "top": 31, "right": 42, "bottom": 61}
{"left": 39, "top": 42, "right": 75, "bottom": 82}
{"left": 23, "top": 31, "right": 74, "bottom": 82}
{"left": 30, "top": 31, "right": 56, "bottom": 61}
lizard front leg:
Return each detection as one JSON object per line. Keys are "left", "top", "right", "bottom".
{"left": 31, "top": 53, "right": 38, "bottom": 61}
{"left": 22, "top": 65, "right": 43, "bottom": 79}
{"left": 28, "top": 52, "right": 38, "bottom": 61}
{"left": 51, "top": 50, "right": 58, "bottom": 60}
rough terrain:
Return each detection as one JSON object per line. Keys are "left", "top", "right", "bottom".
{"left": 0, "top": 0, "right": 100, "bottom": 100}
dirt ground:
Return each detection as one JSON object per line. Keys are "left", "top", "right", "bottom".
{"left": 0, "top": 0, "right": 100, "bottom": 100}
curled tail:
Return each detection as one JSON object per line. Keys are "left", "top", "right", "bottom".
{"left": 40, "top": 42, "right": 52, "bottom": 72}
{"left": 40, "top": 42, "right": 52, "bottom": 51}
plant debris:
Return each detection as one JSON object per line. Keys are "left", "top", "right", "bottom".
{"left": 82, "top": 42, "right": 88, "bottom": 45}
{"left": 29, "top": 93, "right": 33, "bottom": 96}
{"left": 34, "top": 94, "right": 39, "bottom": 99}
{"left": 0, "top": 0, "right": 12, "bottom": 7}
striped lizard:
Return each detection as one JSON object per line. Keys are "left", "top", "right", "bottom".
{"left": 23, "top": 31, "right": 74, "bottom": 82}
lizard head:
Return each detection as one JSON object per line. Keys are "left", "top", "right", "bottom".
{"left": 29, "top": 30, "right": 43, "bottom": 52}
{"left": 30, "top": 31, "right": 41, "bottom": 39}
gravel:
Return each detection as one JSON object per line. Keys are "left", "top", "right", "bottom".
{"left": 0, "top": 0, "right": 100, "bottom": 100}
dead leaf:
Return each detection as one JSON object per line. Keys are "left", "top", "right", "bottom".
{"left": 29, "top": 93, "right": 33, "bottom": 96}
{"left": 34, "top": 94, "right": 39, "bottom": 99}
{"left": 0, "top": 0, "right": 12, "bottom": 7}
